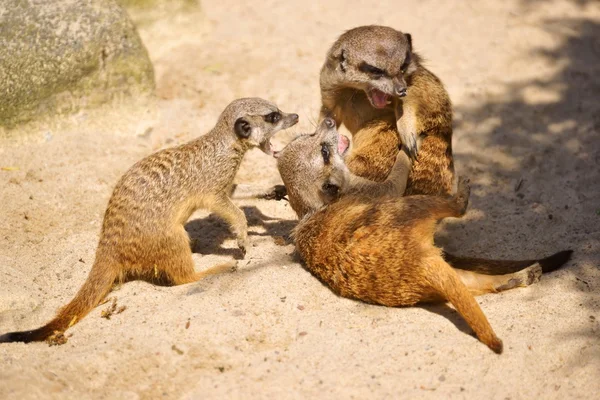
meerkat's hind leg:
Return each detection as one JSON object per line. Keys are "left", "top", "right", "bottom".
{"left": 453, "top": 177, "right": 471, "bottom": 215}
{"left": 428, "top": 176, "right": 470, "bottom": 220}
{"left": 424, "top": 256, "right": 503, "bottom": 353}
{"left": 454, "top": 264, "right": 543, "bottom": 296}
{"left": 158, "top": 228, "right": 238, "bottom": 285}
{"left": 178, "top": 260, "right": 239, "bottom": 284}
{"left": 209, "top": 195, "right": 249, "bottom": 257}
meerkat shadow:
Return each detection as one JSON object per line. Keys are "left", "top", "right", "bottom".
{"left": 240, "top": 206, "right": 297, "bottom": 244}
{"left": 185, "top": 214, "right": 241, "bottom": 258}
{"left": 185, "top": 206, "right": 297, "bottom": 257}
{"left": 419, "top": 303, "right": 473, "bottom": 336}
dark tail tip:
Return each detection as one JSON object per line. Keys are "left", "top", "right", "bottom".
{"left": 0, "top": 329, "right": 46, "bottom": 344}
{"left": 489, "top": 337, "right": 504, "bottom": 354}
{"left": 540, "top": 250, "right": 573, "bottom": 273}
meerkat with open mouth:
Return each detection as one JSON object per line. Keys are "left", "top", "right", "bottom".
{"left": 0, "top": 98, "right": 298, "bottom": 344}
{"left": 320, "top": 25, "right": 453, "bottom": 196}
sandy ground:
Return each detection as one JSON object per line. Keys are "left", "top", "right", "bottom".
{"left": 1, "top": 0, "right": 599, "bottom": 398}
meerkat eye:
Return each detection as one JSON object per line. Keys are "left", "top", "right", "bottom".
{"left": 359, "top": 63, "right": 385, "bottom": 77}
{"left": 264, "top": 112, "right": 281, "bottom": 124}
{"left": 320, "top": 143, "right": 331, "bottom": 164}
{"left": 322, "top": 182, "right": 339, "bottom": 197}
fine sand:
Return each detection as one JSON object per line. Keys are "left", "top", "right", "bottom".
{"left": 1, "top": 0, "right": 599, "bottom": 398}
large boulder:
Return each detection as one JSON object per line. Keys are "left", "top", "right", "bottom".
{"left": 0, "top": 0, "right": 155, "bottom": 128}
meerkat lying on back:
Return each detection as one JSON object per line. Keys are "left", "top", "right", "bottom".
{"left": 276, "top": 118, "right": 572, "bottom": 353}
{"left": 0, "top": 98, "right": 298, "bottom": 344}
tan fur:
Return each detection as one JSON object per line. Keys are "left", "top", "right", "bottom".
{"left": 320, "top": 25, "right": 454, "bottom": 196}
{"left": 0, "top": 98, "right": 298, "bottom": 344}
{"left": 317, "top": 25, "right": 572, "bottom": 276}
{"left": 275, "top": 119, "right": 569, "bottom": 353}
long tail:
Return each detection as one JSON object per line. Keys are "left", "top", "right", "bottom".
{"left": 0, "top": 260, "right": 117, "bottom": 343}
{"left": 443, "top": 250, "right": 573, "bottom": 275}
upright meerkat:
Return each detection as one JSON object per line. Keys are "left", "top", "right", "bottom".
{"left": 320, "top": 25, "right": 453, "bottom": 196}
{"left": 276, "top": 118, "right": 572, "bottom": 353}
{"left": 0, "top": 98, "right": 299, "bottom": 344}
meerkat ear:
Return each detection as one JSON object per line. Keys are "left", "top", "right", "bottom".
{"left": 404, "top": 33, "right": 412, "bottom": 52}
{"left": 234, "top": 118, "right": 252, "bottom": 139}
{"left": 335, "top": 48, "right": 347, "bottom": 73}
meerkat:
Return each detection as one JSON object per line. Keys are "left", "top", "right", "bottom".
{"left": 319, "top": 25, "right": 453, "bottom": 196}
{"left": 275, "top": 118, "right": 572, "bottom": 353}
{"left": 0, "top": 98, "right": 299, "bottom": 344}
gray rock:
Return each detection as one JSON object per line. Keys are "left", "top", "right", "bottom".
{"left": 0, "top": 0, "right": 155, "bottom": 128}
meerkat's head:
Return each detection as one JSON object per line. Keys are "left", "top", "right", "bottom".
{"left": 276, "top": 118, "right": 351, "bottom": 218}
{"left": 321, "top": 25, "right": 418, "bottom": 109}
{"left": 220, "top": 98, "right": 299, "bottom": 154}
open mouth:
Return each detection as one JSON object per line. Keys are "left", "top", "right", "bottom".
{"left": 338, "top": 133, "right": 350, "bottom": 155}
{"left": 368, "top": 89, "right": 391, "bottom": 109}
{"left": 260, "top": 139, "right": 276, "bottom": 156}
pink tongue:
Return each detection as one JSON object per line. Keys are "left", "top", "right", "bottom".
{"left": 371, "top": 90, "right": 389, "bottom": 108}
{"left": 338, "top": 134, "right": 350, "bottom": 154}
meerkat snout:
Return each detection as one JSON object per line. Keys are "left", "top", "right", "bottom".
{"left": 395, "top": 85, "right": 407, "bottom": 97}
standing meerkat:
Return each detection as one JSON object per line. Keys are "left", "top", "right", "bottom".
{"left": 276, "top": 118, "right": 572, "bottom": 353}
{"left": 320, "top": 25, "right": 453, "bottom": 196}
{"left": 0, "top": 98, "right": 299, "bottom": 344}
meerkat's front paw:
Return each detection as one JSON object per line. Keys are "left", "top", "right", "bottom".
{"left": 399, "top": 130, "right": 419, "bottom": 161}
{"left": 260, "top": 184, "right": 288, "bottom": 201}
{"left": 237, "top": 236, "right": 249, "bottom": 258}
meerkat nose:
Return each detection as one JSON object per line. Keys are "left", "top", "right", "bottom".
{"left": 323, "top": 118, "right": 336, "bottom": 129}
{"left": 290, "top": 113, "right": 299, "bottom": 122}
{"left": 396, "top": 87, "right": 407, "bottom": 97}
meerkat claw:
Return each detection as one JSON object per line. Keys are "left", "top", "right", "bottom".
{"left": 260, "top": 184, "right": 288, "bottom": 201}
{"left": 237, "top": 238, "right": 248, "bottom": 258}
{"left": 400, "top": 131, "right": 419, "bottom": 161}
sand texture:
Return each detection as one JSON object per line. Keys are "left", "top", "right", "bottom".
{"left": 1, "top": 0, "right": 599, "bottom": 398}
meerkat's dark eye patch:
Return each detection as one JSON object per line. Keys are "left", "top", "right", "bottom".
{"left": 359, "top": 63, "right": 386, "bottom": 77}
{"left": 321, "top": 143, "right": 331, "bottom": 164}
{"left": 321, "top": 182, "right": 339, "bottom": 198}
{"left": 264, "top": 112, "right": 281, "bottom": 124}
